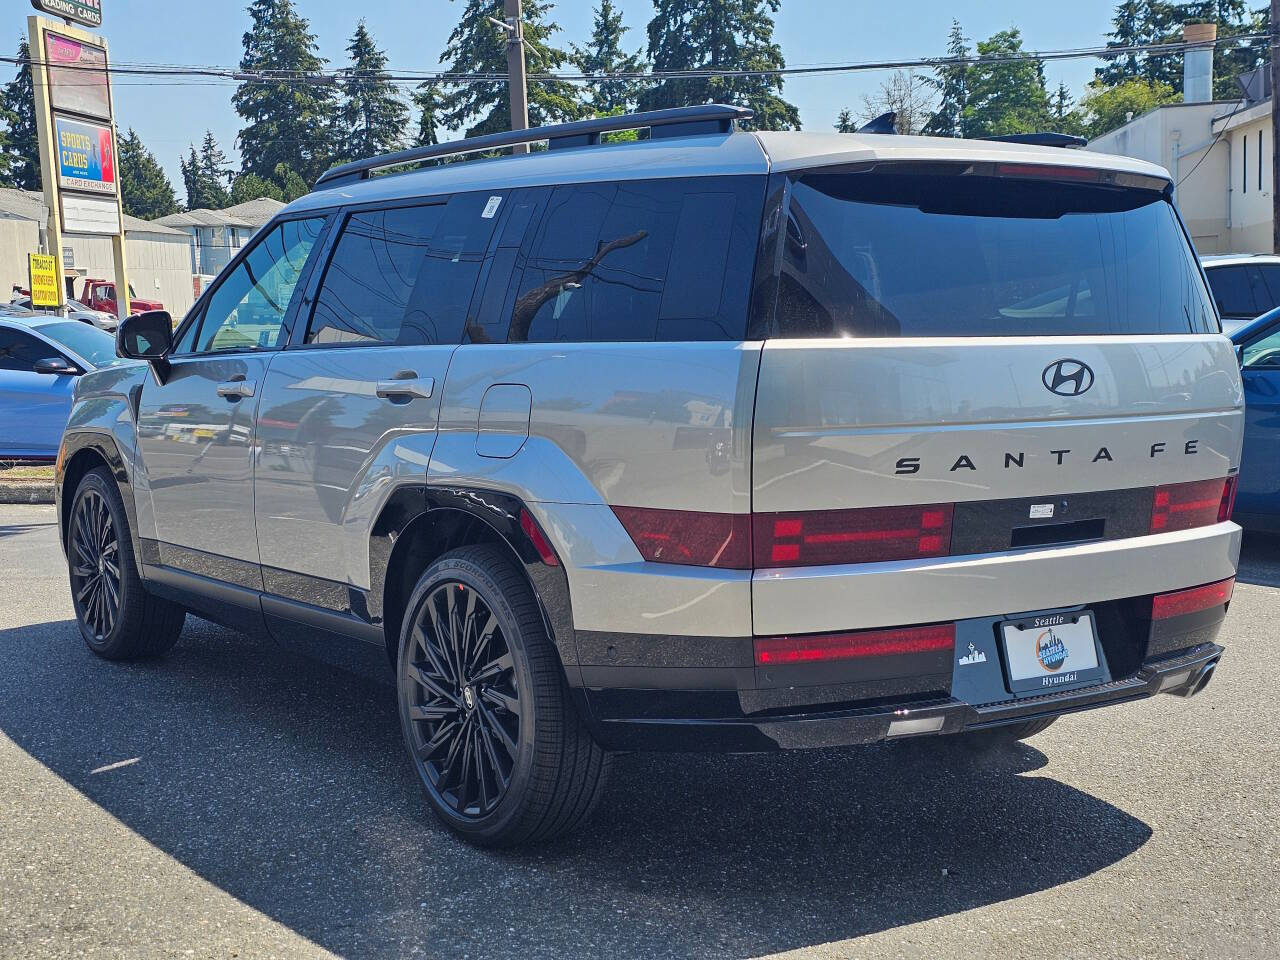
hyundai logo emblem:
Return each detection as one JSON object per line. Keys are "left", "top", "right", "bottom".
{"left": 1042, "top": 358, "right": 1095, "bottom": 397}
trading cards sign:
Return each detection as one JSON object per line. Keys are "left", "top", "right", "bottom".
{"left": 29, "top": 0, "right": 103, "bottom": 30}
{"left": 54, "top": 115, "right": 116, "bottom": 195}
{"left": 44, "top": 32, "right": 110, "bottom": 120}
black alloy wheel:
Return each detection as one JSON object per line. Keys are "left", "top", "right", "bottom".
{"left": 402, "top": 580, "right": 522, "bottom": 819}
{"left": 69, "top": 486, "right": 121, "bottom": 642}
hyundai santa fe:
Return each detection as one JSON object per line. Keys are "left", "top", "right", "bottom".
{"left": 55, "top": 105, "right": 1242, "bottom": 846}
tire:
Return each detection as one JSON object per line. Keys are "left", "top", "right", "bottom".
{"left": 962, "top": 716, "right": 1058, "bottom": 750}
{"left": 67, "top": 467, "right": 186, "bottom": 660}
{"left": 396, "top": 544, "right": 610, "bottom": 846}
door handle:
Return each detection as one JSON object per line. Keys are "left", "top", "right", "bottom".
{"left": 216, "top": 379, "right": 256, "bottom": 399}
{"left": 375, "top": 375, "right": 434, "bottom": 400}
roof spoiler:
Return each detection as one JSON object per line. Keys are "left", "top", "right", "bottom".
{"left": 979, "top": 132, "right": 1088, "bottom": 149}
{"left": 314, "top": 104, "right": 755, "bottom": 190}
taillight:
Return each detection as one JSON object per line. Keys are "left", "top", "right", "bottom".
{"left": 754, "top": 622, "right": 955, "bottom": 665}
{"left": 1151, "top": 577, "right": 1234, "bottom": 620}
{"left": 1150, "top": 479, "right": 1232, "bottom": 533}
{"left": 1218, "top": 475, "right": 1238, "bottom": 522}
{"left": 612, "top": 506, "right": 751, "bottom": 569}
{"left": 753, "top": 504, "right": 953, "bottom": 567}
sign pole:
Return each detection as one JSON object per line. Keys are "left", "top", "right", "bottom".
{"left": 28, "top": 15, "right": 66, "bottom": 309}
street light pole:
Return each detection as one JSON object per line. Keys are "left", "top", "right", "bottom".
{"left": 503, "top": 0, "right": 529, "bottom": 154}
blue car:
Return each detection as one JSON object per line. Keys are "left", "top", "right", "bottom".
{"left": 0, "top": 312, "right": 122, "bottom": 462}
{"left": 1230, "top": 306, "right": 1280, "bottom": 531}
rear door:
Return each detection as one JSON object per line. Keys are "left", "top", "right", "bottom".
{"left": 749, "top": 164, "right": 1240, "bottom": 635}
{"left": 1236, "top": 320, "right": 1280, "bottom": 521}
{"left": 253, "top": 192, "right": 503, "bottom": 599}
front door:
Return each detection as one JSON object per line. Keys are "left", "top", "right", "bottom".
{"left": 1238, "top": 321, "right": 1280, "bottom": 521}
{"left": 254, "top": 193, "right": 503, "bottom": 600}
{"left": 135, "top": 216, "right": 328, "bottom": 583}
{"left": 0, "top": 326, "right": 77, "bottom": 460}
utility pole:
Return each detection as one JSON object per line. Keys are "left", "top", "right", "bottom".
{"left": 502, "top": 0, "right": 530, "bottom": 153}
{"left": 1272, "top": 0, "right": 1280, "bottom": 252}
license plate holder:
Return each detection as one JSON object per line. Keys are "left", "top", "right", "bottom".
{"left": 1000, "top": 611, "right": 1107, "bottom": 696}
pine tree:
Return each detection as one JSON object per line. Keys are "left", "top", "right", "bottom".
{"left": 199, "top": 131, "right": 233, "bottom": 194}
{"left": 0, "top": 38, "right": 39, "bottom": 190}
{"left": 338, "top": 20, "right": 408, "bottom": 163}
{"left": 834, "top": 109, "right": 856, "bottom": 133}
{"left": 412, "top": 83, "right": 442, "bottom": 147}
{"left": 571, "top": 0, "right": 647, "bottom": 115}
{"left": 923, "top": 21, "right": 970, "bottom": 137}
{"left": 118, "top": 129, "right": 179, "bottom": 219}
{"left": 233, "top": 0, "right": 336, "bottom": 188}
{"left": 960, "top": 28, "right": 1052, "bottom": 138}
{"left": 1047, "top": 81, "right": 1087, "bottom": 137}
{"left": 180, "top": 133, "right": 231, "bottom": 210}
{"left": 438, "top": 0, "right": 580, "bottom": 138}
{"left": 639, "top": 0, "right": 800, "bottom": 130}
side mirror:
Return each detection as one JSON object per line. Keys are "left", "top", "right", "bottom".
{"left": 1235, "top": 344, "right": 1245, "bottom": 369}
{"left": 117, "top": 310, "right": 173, "bottom": 382}
{"left": 33, "top": 356, "right": 80, "bottom": 376}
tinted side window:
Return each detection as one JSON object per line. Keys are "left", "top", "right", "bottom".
{"left": 507, "top": 176, "right": 763, "bottom": 343}
{"left": 0, "top": 329, "right": 57, "bottom": 371}
{"left": 307, "top": 193, "right": 503, "bottom": 346}
{"left": 1205, "top": 266, "right": 1257, "bottom": 317}
{"left": 1243, "top": 324, "right": 1280, "bottom": 368}
{"left": 1254, "top": 264, "right": 1280, "bottom": 312}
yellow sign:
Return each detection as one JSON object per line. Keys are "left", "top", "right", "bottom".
{"left": 28, "top": 253, "right": 59, "bottom": 307}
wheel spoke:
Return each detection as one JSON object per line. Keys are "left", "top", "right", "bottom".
{"left": 415, "top": 718, "right": 461, "bottom": 760}
{"left": 480, "top": 687, "right": 518, "bottom": 714}
{"left": 466, "top": 612, "right": 497, "bottom": 675}
{"left": 409, "top": 702, "right": 458, "bottom": 723}
{"left": 475, "top": 708, "right": 510, "bottom": 788}
{"left": 473, "top": 725, "right": 490, "bottom": 812}
{"left": 412, "top": 624, "right": 454, "bottom": 687}
{"left": 406, "top": 662, "right": 462, "bottom": 709}
{"left": 472, "top": 652, "right": 513, "bottom": 685}
{"left": 423, "top": 594, "right": 457, "bottom": 683}
{"left": 477, "top": 701, "right": 518, "bottom": 759}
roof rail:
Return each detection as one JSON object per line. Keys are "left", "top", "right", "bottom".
{"left": 314, "top": 104, "right": 755, "bottom": 190}
{"left": 979, "top": 132, "right": 1088, "bottom": 149}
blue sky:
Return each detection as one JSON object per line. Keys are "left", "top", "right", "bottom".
{"left": 15, "top": 0, "right": 1125, "bottom": 191}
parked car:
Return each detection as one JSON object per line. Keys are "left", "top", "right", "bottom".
{"left": 77, "top": 278, "right": 163, "bottom": 317}
{"left": 9, "top": 295, "right": 117, "bottom": 332}
{"left": 1200, "top": 253, "right": 1280, "bottom": 333}
{"left": 55, "top": 105, "right": 1241, "bottom": 847}
{"left": 1228, "top": 306, "right": 1280, "bottom": 531}
{"left": 0, "top": 314, "right": 121, "bottom": 462}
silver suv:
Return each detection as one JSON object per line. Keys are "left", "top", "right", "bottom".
{"left": 55, "top": 106, "right": 1242, "bottom": 846}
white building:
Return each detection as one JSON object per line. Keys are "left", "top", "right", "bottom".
{"left": 1087, "top": 23, "right": 1273, "bottom": 255}
{"left": 155, "top": 197, "right": 284, "bottom": 279}
{"left": 0, "top": 187, "right": 196, "bottom": 317}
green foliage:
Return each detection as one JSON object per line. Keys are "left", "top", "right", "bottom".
{"left": 273, "top": 163, "right": 309, "bottom": 202}
{"left": 923, "top": 21, "right": 970, "bottom": 137}
{"left": 234, "top": 0, "right": 336, "bottom": 187}
{"left": 412, "top": 83, "right": 442, "bottom": 147}
{"left": 229, "top": 171, "right": 284, "bottom": 204}
{"left": 571, "top": 0, "right": 647, "bottom": 114}
{"left": 834, "top": 108, "right": 856, "bottom": 133}
{"left": 1080, "top": 77, "right": 1180, "bottom": 137}
{"left": 338, "top": 20, "right": 409, "bottom": 163}
{"left": 118, "top": 128, "right": 179, "bottom": 219}
{"left": 639, "top": 0, "right": 800, "bottom": 130}
{"left": 438, "top": 1, "right": 580, "bottom": 138}
{"left": 0, "top": 38, "right": 39, "bottom": 190}
{"left": 180, "top": 132, "right": 233, "bottom": 210}
{"left": 1047, "top": 81, "right": 1087, "bottom": 137}
{"left": 960, "top": 28, "right": 1053, "bottom": 137}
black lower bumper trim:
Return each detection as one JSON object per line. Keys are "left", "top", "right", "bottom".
{"left": 591, "top": 643, "right": 1224, "bottom": 752}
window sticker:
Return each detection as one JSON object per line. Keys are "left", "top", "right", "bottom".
{"left": 481, "top": 196, "right": 503, "bottom": 219}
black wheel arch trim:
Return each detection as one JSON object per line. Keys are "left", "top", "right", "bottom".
{"left": 370, "top": 484, "right": 583, "bottom": 689}
{"left": 57, "top": 431, "right": 142, "bottom": 571}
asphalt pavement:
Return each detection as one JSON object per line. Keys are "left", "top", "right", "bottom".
{"left": 1, "top": 503, "right": 1276, "bottom": 959}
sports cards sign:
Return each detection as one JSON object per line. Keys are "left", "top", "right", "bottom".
{"left": 30, "top": 0, "right": 103, "bottom": 29}
{"left": 54, "top": 115, "right": 116, "bottom": 195}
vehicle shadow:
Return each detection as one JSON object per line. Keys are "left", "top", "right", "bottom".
{"left": 1237, "top": 531, "right": 1280, "bottom": 587}
{"left": 0, "top": 617, "right": 1152, "bottom": 959}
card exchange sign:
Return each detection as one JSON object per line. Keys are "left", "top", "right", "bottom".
{"left": 54, "top": 115, "right": 116, "bottom": 195}
{"left": 29, "top": 0, "right": 102, "bottom": 29}
{"left": 28, "top": 253, "right": 60, "bottom": 308}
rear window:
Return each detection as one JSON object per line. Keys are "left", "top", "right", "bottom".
{"left": 757, "top": 169, "right": 1217, "bottom": 338}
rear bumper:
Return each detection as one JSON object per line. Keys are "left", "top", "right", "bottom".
{"left": 588, "top": 642, "right": 1223, "bottom": 752}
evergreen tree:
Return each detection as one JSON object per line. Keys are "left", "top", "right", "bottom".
{"left": 118, "top": 129, "right": 179, "bottom": 219}
{"left": 412, "top": 83, "right": 442, "bottom": 147}
{"left": 923, "top": 21, "right": 970, "bottom": 137}
{"left": 233, "top": 0, "right": 336, "bottom": 188}
{"left": 834, "top": 108, "right": 856, "bottom": 133}
{"left": 273, "top": 163, "right": 309, "bottom": 202}
{"left": 180, "top": 133, "right": 231, "bottom": 210}
{"left": 639, "top": 0, "right": 800, "bottom": 130}
{"left": 571, "top": 0, "right": 647, "bottom": 115}
{"left": 229, "top": 171, "right": 284, "bottom": 204}
{"left": 0, "top": 38, "right": 39, "bottom": 190}
{"left": 960, "top": 28, "right": 1052, "bottom": 138}
{"left": 438, "top": 1, "right": 580, "bottom": 138}
{"left": 199, "top": 131, "right": 233, "bottom": 193}
{"left": 338, "top": 20, "right": 408, "bottom": 163}
{"left": 1047, "top": 81, "right": 1087, "bottom": 137}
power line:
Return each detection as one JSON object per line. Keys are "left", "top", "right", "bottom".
{"left": 0, "top": 33, "right": 1268, "bottom": 87}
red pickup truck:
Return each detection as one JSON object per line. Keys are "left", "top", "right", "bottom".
{"left": 78, "top": 279, "right": 163, "bottom": 317}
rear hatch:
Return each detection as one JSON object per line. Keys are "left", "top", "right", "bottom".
{"left": 750, "top": 161, "right": 1242, "bottom": 633}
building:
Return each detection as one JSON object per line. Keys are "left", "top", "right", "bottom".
{"left": 155, "top": 197, "right": 284, "bottom": 280}
{"left": 0, "top": 187, "right": 196, "bottom": 317}
{"left": 1086, "top": 23, "right": 1273, "bottom": 255}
